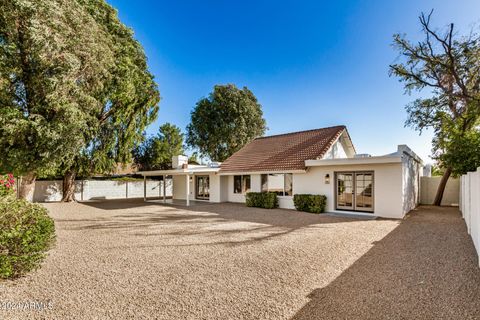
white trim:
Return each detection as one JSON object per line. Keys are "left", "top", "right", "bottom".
{"left": 139, "top": 167, "right": 220, "bottom": 176}
{"left": 321, "top": 129, "right": 355, "bottom": 159}
{"left": 305, "top": 156, "right": 402, "bottom": 167}
{"left": 219, "top": 169, "right": 306, "bottom": 176}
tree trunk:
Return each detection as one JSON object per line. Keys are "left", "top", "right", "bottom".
{"left": 61, "top": 170, "right": 77, "bottom": 202}
{"left": 433, "top": 167, "right": 452, "bottom": 206}
{"left": 18, "top": 172, "right": 36, "bottom": 201}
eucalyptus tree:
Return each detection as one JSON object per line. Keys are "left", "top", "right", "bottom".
{"left": 390, "top": 11, "right": 480, "bottom": 205}
{"left": 59, "top": 0, "right": 160, "bottom": 201}
{"left": 0, "top": 0, "right": 116, "bottom": 198}
{"left": 186, "top": 84, "right": 267, "bottom": 162}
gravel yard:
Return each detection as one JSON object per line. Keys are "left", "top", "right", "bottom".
{"left": 0, "top": 200, "right": 479, "bottom": 319}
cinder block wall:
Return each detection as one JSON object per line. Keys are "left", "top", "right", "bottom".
{"left": 32, "top": 180, "right": 172, "bottom": 202}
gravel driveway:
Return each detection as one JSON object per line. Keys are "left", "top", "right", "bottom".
{"left": 0, "top": 200, "right": 479, "bottom": 319}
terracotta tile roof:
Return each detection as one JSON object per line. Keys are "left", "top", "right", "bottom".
{"left": 220, "top": 125, "right": 347, "bottom": 173}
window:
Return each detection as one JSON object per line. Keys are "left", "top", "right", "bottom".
{"left": 261, "top": 173, "right": 293, "bottom": 196}
{"left": 234, "top": 176, "right": 242, "bottom": 194}
{"left": 233, "top": 175, "right": 251, "bottom": 194}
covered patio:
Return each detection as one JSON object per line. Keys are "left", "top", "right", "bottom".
{"left": 139, "top": 166, "right": 221, "bottom": 206}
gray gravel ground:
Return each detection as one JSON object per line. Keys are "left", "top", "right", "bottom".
{"left": 0, "top": 200, "right": 478, "bottom": 319}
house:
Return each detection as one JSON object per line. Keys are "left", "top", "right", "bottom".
{"left": 139, "top": 125, "right": 423, "bottom": 219}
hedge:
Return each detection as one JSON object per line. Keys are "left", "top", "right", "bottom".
{"left": 293, "top": 194, "right": 327, "bottom": 213}
{"left": 0, "top": 194, "right": 55, "bottom": 279}
{"left": 245, "top": 192, "right": 278, "bottom": 209}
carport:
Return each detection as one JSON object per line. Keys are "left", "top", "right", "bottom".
{"left": 138, "top": 166, "right": 220, "bottom": 206}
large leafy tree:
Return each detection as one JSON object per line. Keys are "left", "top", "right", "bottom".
{"left": 390, "top": 11, "right": 480, "bottom": 205}
{"left": 186, "top": 84, "right": 266, "bottom": 161}
{"left": 59, "top": 0, "right": 160, "bottom": 201}
{"left": 0, "top": 0, "right": 116, "bottom": 199}
{"left": 134, "top": 123, "right": 184, "bottom": 171}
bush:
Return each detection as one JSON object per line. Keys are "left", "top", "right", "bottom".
{"left": 245, "top": 192, "right": 278, "bottom": 209}
{"left": 293, "top": 194, "right": 327, "bottom": 213}
{"left": 0, "top": 194, "right": 55, "bottom": 279}
{"left": 0, "top": 173, "right": 15, "bottom": 197}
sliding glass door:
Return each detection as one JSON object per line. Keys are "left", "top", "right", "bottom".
{"left": 335, "top": 172, "right": 374, "bottom": 212}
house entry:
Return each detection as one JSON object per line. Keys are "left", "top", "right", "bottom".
{"left": 335, "top": 172, "right": 374, "bottom": 212}
{"left": 196, "top": 176, "right": 210, "bottom": 200}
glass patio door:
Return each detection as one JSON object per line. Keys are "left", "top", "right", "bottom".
{"left": 195, "top": 176, "right": 210, "bottom": 200}
{"left": 336, "top": 172, "right": 374, "bottom": 212}
{"left": 354, "top": 172, "right": 374, "bottom": 212}
{"left": 336, "top": 173, "right": 354, "bottom": 210}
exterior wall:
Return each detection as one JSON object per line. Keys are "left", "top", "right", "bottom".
{"left": 322, "top": 138, "right": 348, "bottom": 159}
{"left": 420, "top": 176, "right": 460, "bottom": 206}
{"left": 220, "top": 163, "right": 404, "bottom": 218}
{"left": 220, "top": 176, "right": 229, "bottom": 202}
{"left": 209, "top": 174, "right": 222, "bottom": 203}
{"left": 294, "top": 163, "right": 404, "bottom": 218}
{"left": 226, "top": 174, "right": 261, "bottom": 203}
{"left": 32, "top": 179, "right": 171, "bottom": 202}
{"left": 402, "top": 153, "right": 421, "bottom": 214}
{"left": 172, "top": 175, "right": 194, "bottom": 200}
{"left": 172, "top": 173, "right": 225, "bottom": 202}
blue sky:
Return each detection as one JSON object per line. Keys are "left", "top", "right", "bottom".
{"left": 108, "top": 0, "right": 480, "bottom": 163}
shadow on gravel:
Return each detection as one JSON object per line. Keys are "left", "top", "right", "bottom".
{"left": 71, "top": 199, "right": 369, "bottom": 247}
{"left": 76, "top": 200, "right": 361, "bottom": 229}
{"left": 291, "top": 206, "right": 480, "bottom": 320}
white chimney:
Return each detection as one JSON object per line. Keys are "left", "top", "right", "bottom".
{"left": 172, "top": 155, "right": 188, "bottom": 169}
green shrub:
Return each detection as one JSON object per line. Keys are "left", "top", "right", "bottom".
{"left": 245, "top": 192, "right": 278, "bottom": 209}
{"left": 293, "top": 194, "right": 327, "bottom": 213}
{"left": 0, "top": 194, "right": 55, "bottom": 279}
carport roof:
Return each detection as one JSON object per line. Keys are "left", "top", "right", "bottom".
{"left": 138, "top": 166, "right": 220, "bottom": 176}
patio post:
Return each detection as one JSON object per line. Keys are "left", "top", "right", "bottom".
{"left": 143, "top": 175, "right": 146, "bottom": 202}
{"left": 163, "top": 175, "right": 166, "bottom": 203}
{"left": 186, "top": 174, "right": 190, "bottom": 206}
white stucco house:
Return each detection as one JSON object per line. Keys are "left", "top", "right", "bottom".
{"left": 139, "top": 125, "right": 423, "bottom": 219}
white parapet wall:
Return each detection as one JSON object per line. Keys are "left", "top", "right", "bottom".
{"left": 460, "top": 169, "right": 480, "bottom": 267}
{"left": 32, "top": 179, "right": 172, "bottom": 202}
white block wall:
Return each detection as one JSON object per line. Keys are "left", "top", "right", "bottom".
{"left": 32, "top": 179, "right": 172, "bottom": 202}
{"left": 460, "top": 169, "right": 480, "bottom": 267}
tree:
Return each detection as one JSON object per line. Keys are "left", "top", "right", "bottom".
{"left": 186, "top": 84, "right": 267, "bottom": 161}
{"left": 390, "top": 11, "right": 480, "bottom": 205}
{"left": 58, "top": 0, "right": 160, "bottom": 201}
{"left": 0, "top": 0, "right": 116, "bottom": 199}
{"left": 134, "top": 123, "right": 184, "bottom": 170}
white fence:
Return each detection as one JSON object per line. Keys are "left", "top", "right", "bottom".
{"left": 460, "top": 169, "right": 480, "bottom": 267}
{"left": 32, "top": 179, "right": 172, "bottom": 202}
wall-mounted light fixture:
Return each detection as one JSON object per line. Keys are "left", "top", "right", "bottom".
{"left": 325, "top": 174, "right": 330, "bottom": 184}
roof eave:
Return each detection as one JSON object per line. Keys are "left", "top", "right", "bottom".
{"left": 305, "top": 156, "right": 402, "bottom": 167}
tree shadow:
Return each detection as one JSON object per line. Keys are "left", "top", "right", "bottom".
{"left": 290, "top": 206, "right": 480, "bottom": 320}
{"left": 77, "top": 199, "right": 362, "bottom": 229}
{"left": 67, "top": 199, "right": 369, "bottom": 247}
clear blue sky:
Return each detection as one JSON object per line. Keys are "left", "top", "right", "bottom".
{"left": 108, "top": 0, "right": 480, "bottom": 163}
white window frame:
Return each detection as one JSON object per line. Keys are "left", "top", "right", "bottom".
{"left": 233, "top": 175, "right": 251, "bottom": 194}
{"left": 261, "top": 173, "right": 293, "bottom": 197}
